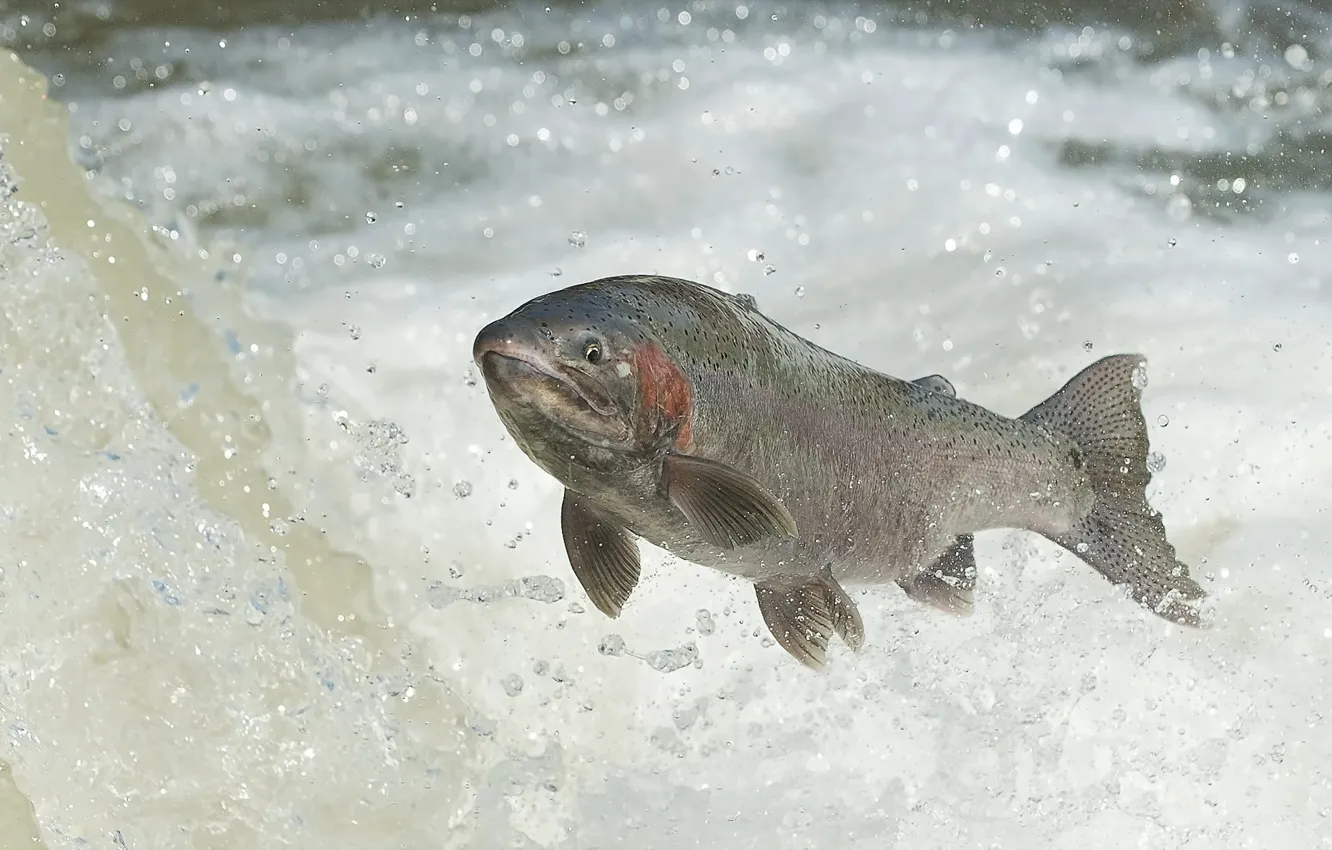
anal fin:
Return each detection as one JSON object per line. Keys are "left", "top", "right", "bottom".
{"left": 899, "top": 534, "right": 976, "bottom": 616}
{"left": 561, "top": 489, "right": 641, "bottom": 618}
{"left": 754, "top": 566, "right": 865, "bottom": 669}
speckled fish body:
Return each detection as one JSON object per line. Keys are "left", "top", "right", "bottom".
{"left": 473, "top": 275, "right": 1206, "bottom": 668}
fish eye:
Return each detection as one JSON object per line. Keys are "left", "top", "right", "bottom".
{"left": 582, "top": 339, "right": 603, "bottom": 364}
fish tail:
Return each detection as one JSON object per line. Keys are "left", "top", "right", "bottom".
{"left": 1019, "top": 354, "right": 1208, "bottom": 625}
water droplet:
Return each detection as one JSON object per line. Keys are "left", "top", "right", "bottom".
{"left": 695, "top": 609, "right": 716, "bottom": 636}
{"left": 501, "top": 674, "right": 524, "bottom": 696}
{"left": 1157, "top": 414, "right": 1170, "bottom": 427}
{"left": 794, "top": 286, "right": 805, "bottom": 297}
{"left": 1273, "top": 343, "right": 1283, "bottom": 352}
{"left": 673, "top": 705, "right": 700, "bottom": 730}
{"left": 568, "top": 230, "right": 587, "bottom": 248}
{"left": 453, "top": 480, "right": 474, "bottom": 498}
{"left": 1082, "top": 341, "right": 1094, "bottom": 352}
{"left": 1147, "top": 452, "right": 1168, "bottom": 473}
{"left": 644, "top": 643, "right": 699, "bottom": 673}
{"left": 1131, "top": 364, "right": 1149, "bottom": 390}
{"left": 365, "top": 211, "right": 378, "bottom": 224}
{"left": 1166, "top": 194, "right": 1193, "bottom": 222}
{"left": 515, "top": 576, "right": 565, "bottom": 603}
{"left": 598, "top": 634, "right": 626, "bottom": 656}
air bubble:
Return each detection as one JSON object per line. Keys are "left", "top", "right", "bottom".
{"left": 1076, "top": 542, "right": 1089, "bottom": 554}
{"left": 1147, "top": 452, "right": 1168, "bottom": 473}
{"left": 1273, "top": 343, "right": 1283, "bottom": 352}
{"left": 365, "top": 211, "right": 378, "bottom": 223}
{"left": 568, "top": 230, "right": 587, "bottom": 248}
{"left": 1157, "top": 415, "right": 1170, "bottom": 427}
{"left": 794, "top": 286, "right": 805, "bottom": 297}
{"left": 1083, "top": 341, "right": 1093, "bottom": 352}
{"left": 501, "top": 674, "right": 524, "bottom": 696}
{"left": 453, "top": 480, "right": 474, "bottom": 498}
{"left": 368, "top": 253, "right": 386, "bottom": 269}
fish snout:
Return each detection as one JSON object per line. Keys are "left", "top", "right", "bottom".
{"left": 472, "top": 319, "right": 522, "bottom": 366}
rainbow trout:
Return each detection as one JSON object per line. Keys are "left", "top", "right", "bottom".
{"left": 472, "top": 275, "right": 1206, "bottom": 668}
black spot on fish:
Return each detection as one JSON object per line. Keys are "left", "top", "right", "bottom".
{"left": 1070, "top": 447, "right": 1084, "bottom": 470}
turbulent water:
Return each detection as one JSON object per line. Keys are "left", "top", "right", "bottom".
{"left": 1, "top": 0, "right": 1331, "bottom": 847}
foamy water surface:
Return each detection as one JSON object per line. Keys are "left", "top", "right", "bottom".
{"left": 2, "top": 1, "right": 1332, "bottom": 847}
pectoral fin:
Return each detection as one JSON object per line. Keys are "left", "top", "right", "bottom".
{"left": 664, "top": 453, "right": 798, "bottom": 549}
{"left": 912, "top": 374, "right": 956, "bottom": 398}
{"left": 560, "top": 489, "right": 641, "bottom": 618}
{"left": 754, "top": 566, "right": 865, "bottom": 669}
{"left": 898, "top": 534, "right": 976, "bottom": 615}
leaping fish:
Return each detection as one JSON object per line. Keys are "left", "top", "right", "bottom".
{"left": 471, "top": 274, "right": 1207, "bottom": 668}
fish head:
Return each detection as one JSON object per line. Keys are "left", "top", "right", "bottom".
{"left": 473, "top": 286, "right": 694, "bottom": 487}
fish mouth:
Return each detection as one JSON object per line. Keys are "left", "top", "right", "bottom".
{"left": 477, "top": 347, "right": 619, "bottom": 419}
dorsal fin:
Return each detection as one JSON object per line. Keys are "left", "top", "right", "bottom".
{"left": 911, "top": 374, "right": 956, "bottom": 398}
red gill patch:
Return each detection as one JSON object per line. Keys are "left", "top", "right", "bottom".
{"left": 631, "top": 341, "right": 694, "bottom": 451}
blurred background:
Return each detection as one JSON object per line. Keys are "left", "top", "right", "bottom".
{"left": 0, "top": 0, "right": 1329, "bottom": 847}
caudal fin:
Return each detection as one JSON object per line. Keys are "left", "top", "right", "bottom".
{"left": 1019, "top": 354, "right": 1207, "bottom": 625}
